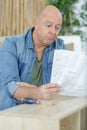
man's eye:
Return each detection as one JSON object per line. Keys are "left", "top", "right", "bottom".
{"left": 46, "top": 24, "right": 51, "bottom": 27}
{"left": 56, "top": 27, "right": 60, "bottom": 31}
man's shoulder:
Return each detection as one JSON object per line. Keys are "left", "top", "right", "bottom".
{"left": 1, "top": 28, "right": 32, "bottom": 55}
{"left": 5, "top": 28, "right": 32, "bottom": 43}
{"left": 55, "top": 37, "right": 66, "bottom": 49}
{"left": 56, "top": 37, "right": 64, "bottom": 44}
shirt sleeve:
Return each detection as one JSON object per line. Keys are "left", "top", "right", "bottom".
{"left": 56, "top": 38, "right": 67, "bottom": 49}
{"left": 0, "top": 37, "right": 20, "bottom": 96}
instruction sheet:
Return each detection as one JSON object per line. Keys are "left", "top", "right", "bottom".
{"left": 51, "top": 50, "right": 87, "bottom": 96}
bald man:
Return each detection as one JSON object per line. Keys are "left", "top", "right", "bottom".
{"left": 0, "top": 5, "right": 66, "bottom": 110}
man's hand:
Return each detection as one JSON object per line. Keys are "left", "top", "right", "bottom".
{"left": 39, "top": 83, "right": 61, "bottom": 100}
{"left": 15, "top": 82, "right": 61, "bottom": 100}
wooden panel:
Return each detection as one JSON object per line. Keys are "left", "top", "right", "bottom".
{"left": 81, "top": 108, "right": 87, "bottom": 130}
{"left": 60, "top": 111, "right": 80, "bottom": 130}
{"left": 66, "top": 43, "right": 74, "bottom": 50}
{"left": 0, "top": 0, "right": 46, "bottom": 36}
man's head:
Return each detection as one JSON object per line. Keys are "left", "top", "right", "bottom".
{"left": 33, "top": 5, "right": 62, "bottom": 46}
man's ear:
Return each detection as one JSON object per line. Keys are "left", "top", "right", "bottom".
{"left": 33, "top": 18, "right": 38, "bottom": 27}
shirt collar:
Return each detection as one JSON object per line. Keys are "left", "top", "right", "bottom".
{"left": 26, "top": 27, "right": 35, "bottom": 49}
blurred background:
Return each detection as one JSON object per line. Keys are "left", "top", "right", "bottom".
{"left": 0, "top": 0, "right": 86, "bottom": 50}
{"left": 47, "top": 0, "right": 87, "bottom": 51}
{"left": 0, "top": 0, "right": 45, "bottom": 36}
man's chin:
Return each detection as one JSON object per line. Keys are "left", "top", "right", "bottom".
{"left": 44, "top": 42, "right": 53, "bottom": 46}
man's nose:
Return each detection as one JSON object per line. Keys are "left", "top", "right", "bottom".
{"left": 50, "top": 27, "right": 57, "bottom": 35}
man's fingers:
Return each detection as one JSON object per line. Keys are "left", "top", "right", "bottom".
{"left": 43, "top": 83, "right": 61, "bottom": 89}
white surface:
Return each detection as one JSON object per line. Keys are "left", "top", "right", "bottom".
{"left": 59, "top": 35, "right": 82, "bottom": 52}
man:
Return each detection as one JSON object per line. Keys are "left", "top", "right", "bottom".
{"left": 0, "top": 5, "right": 66, "bottom": 110}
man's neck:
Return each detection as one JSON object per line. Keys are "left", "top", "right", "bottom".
{"left": 32, "top": 29, "right": 45, "bottom": 60}
{"left": 32, "top": 29, "right": 46, "bottom": 52}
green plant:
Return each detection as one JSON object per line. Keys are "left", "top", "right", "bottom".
{"left": 47, "top": 0, "right": 79, "bottom": 35}
{"left": 72, "top": 0, "right": 87, "bottom": 43}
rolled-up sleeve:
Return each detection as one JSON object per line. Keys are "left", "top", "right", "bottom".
{"left": 7, "top": 81, "right": 20, "bottom": 96}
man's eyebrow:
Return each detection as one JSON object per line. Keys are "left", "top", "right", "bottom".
{"left": 44, "top": 20, "right": 53, "bottom": 24}
{"left": 44, "top": 21, "right": 61, "bottom": 26}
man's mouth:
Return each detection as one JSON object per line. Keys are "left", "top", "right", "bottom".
{"left": 47, "top": 37, "right": 54, "bottom": 40}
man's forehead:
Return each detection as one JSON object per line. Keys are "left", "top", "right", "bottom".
{"left": 41, "top": 16, "right": 62, "bottom": 25}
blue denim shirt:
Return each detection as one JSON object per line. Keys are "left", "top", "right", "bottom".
{"left": 0, "top": 27, "right": 66, "bottom": 110}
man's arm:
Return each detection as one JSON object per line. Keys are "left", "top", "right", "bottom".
{"left": 13, "top": 82, "right": 61, "bottom": 101}
{"left": 0, "top": 38, "right": 21, "bottom": 96}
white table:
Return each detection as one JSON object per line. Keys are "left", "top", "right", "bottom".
{"left": 0, "top": 95, "right": 87, "bottom": 130}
